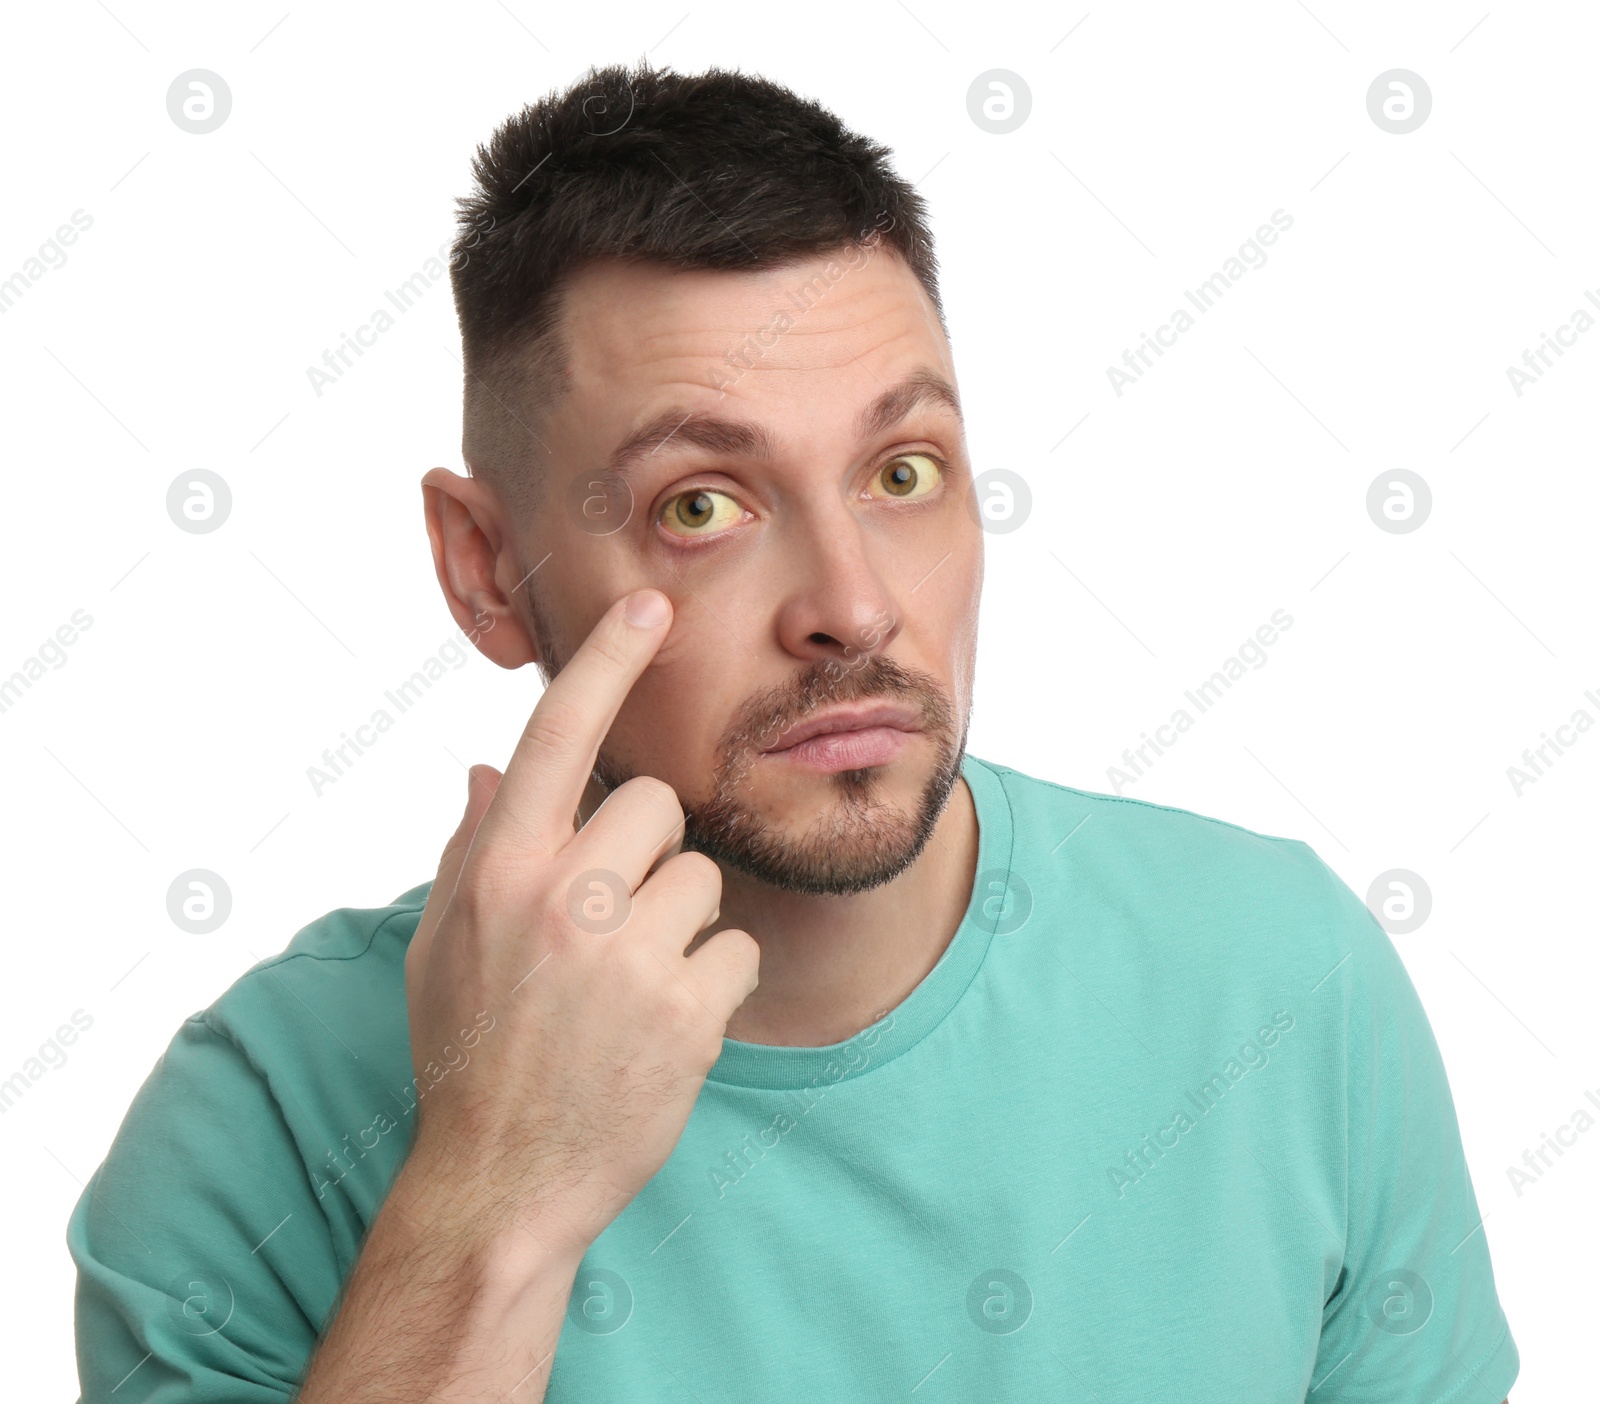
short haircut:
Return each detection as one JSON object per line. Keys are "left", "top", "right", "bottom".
{"left": 448, "top": 57, "right": 946, "bottom": 516}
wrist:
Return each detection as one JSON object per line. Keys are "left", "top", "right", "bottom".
{"left": 387, "top": 1139, "right": 594, "bottom": 1287}
{"left": 297, "top": 1143, "right": 586, "bottom": 1404}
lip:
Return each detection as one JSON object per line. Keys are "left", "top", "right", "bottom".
{"left": 763, "top": 701, "right": 921, "bottom": 753}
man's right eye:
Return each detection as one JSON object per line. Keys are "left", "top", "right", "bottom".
{"left": 658, "top": 489, "right": 743, "bottom": 539}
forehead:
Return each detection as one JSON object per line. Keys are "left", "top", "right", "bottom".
{"left": 557, "top": 248, "right": 951, "bottom": 403}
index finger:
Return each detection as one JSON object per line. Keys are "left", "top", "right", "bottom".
{"left": 475, "top": 587, "right": 673, "bottom": 862}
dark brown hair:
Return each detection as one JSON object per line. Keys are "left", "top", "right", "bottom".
{"left": 448, "top": 57, "right": 945, "bottom": 513}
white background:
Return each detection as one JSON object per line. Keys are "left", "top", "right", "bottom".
{"left": 2, "top": 1, "right": 1594, "bottom": 1398}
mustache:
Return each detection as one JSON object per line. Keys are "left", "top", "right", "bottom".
{"left": 586, "top": 652, "right": 956, "bottom": 798}
{"left": 736, "top": 654, "right": 951, "bottom": 764}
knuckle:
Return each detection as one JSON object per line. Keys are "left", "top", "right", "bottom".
{"left": 454, "top": 849, "right": 524, "bottom": 921}
{"left": 662, "top": 977, "right": 718, "bottom": 1047}
{"left": 587, "top": 627, "right": 636, "bottom": 674}
{"left": 614, "top": 944, "right": 707, "bottom": 1031}
{"left": 536, "top": 877, "right": 584, "bottom": 942}
{"left": 451, "top": 859, "right": 494, "bottom": 918}
{"left": 522, "top": 695, "right": 588, "bottom": 759}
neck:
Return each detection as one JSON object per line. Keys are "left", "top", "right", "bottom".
{"left": 700, "top": 773, "right": 978, "bottom": 1047}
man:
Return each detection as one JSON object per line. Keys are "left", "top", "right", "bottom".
{"left": 70, "top": 61, "right": 1517, "bottom": 1402}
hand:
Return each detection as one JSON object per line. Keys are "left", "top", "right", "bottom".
{"left": 401, "top": 588, "right": 760, "bottom": 1260}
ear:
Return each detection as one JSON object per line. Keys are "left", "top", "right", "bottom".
{"left": 420, "top": 466, "right": 538, "bottom": 669}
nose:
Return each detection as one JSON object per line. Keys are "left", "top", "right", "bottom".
{"left": 766, "top": 509, "right": 904, "bottom": 672}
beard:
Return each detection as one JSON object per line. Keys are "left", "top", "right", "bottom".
{"left": 530, "top": 593, "right": 967, "bottom": 897}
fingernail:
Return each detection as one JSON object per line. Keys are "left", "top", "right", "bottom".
{"left": 625, "top": 589, "right": 668, "bottom": 629}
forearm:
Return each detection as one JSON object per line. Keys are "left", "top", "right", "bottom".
{"left": 296, "top": 1151, "right": 585, "bottom": 1403}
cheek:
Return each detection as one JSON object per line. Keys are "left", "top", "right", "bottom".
{"left": 637, "top": 596, "right": 722, "bottom": 678}
{"left": 908, "top": 531, "right": 981, "bottom": 642}
{"left": 614, "top": 619, "right": 742, "bottom": 755}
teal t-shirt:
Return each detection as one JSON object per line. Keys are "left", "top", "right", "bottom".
{"left": 68, "top": 754, "right": 1519, "bottom": 1402}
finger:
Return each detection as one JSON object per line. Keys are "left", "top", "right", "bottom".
{"left": 407, "top": 764, "right": 504, "bottom": 983}
{"left": 568, "top": 775, "right": 687, "bottom": 897}
{"left": 625, "top": 849, "right": 722, "bottom": 958}
{"left": 683, "top": 927, "right": 762, "bottom": 1020}
{"left": 452, "top": 763, "right": 504, "bottom": 877}
{"left": 476, "top": 589, "right": 672, "bottom": 864}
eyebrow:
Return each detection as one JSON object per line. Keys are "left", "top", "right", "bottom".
{"left": 602, "top": 367, "right": 963, "bottom": 481}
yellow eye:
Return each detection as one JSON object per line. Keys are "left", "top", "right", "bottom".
{"left": 658, "top": 488, "right": 742, "bottom": 538}
{"left": 870, "top": 454, "right": 942, "bottom": 501}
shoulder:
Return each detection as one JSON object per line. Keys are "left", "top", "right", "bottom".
{"left": 73, "top": 880, "right": 442, "bottom": 1265}
{"left": 969, "top": 754, "right": 1391, "bottom": 1011}
{"left": 68, "top": 882, "right": 439, "bottom": 1397}
{"left": 201, "top": 879, "right": 435, "bottom": 1052}
{"left": 974, "top": 753, "right": 1337, "bottom": 906}
{"left": 173, "top": 879, "right": 438, "bottom": 1198}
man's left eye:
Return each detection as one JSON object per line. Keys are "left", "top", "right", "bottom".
{"left": 870, "top": 454, "right": 942, "bottom": 501}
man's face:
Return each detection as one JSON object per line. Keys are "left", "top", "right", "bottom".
{"left": 509, "top": 244, "right": 982, "bottom": 896}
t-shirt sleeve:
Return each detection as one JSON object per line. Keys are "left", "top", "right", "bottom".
{"left": 67, "top": 1014, "right": 338, "bottom": 1402}
{"left": 1306, "top": 855, "right": 1519, "bottom": 1403}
